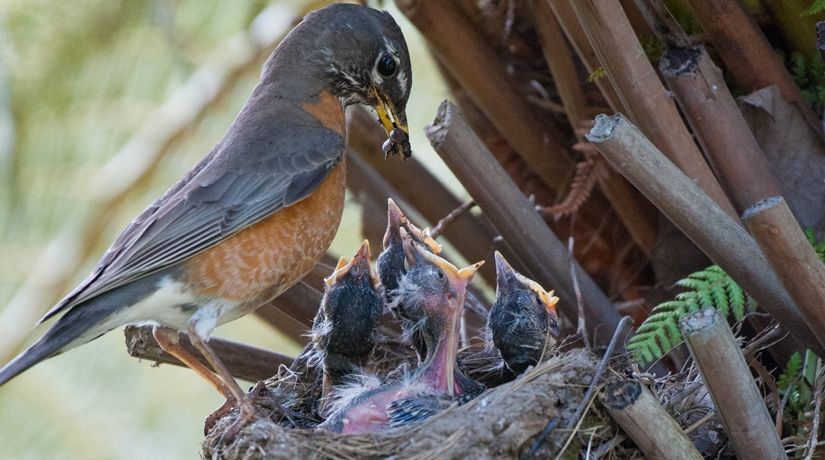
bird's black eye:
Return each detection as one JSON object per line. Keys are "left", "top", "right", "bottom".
{"left": 377, "top": 54, "right": 397, "bottom": 77}
{"left": 436, "top": 269, "right": 445, "bottom": 280}
{"left": 535, "top": 293, "right": 542, "bottom": 304}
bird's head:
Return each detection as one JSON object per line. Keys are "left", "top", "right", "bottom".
{"left": 493, "top": 251, "right": 560, "bottom": 336}
{"left": 307, "top": 4, "right": 412, "bottom": 158}
{"left": 399, "top": 239, "right": 483, "bottom": 321}
{"left": 324, "top": 240, "right": 379, "bottom": 293}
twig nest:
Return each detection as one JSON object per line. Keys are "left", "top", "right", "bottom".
{"left": 203, "top": 349, "right": 605, "bottom": 459}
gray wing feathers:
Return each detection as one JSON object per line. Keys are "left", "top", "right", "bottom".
{"left": 40, "top": 116, "right": 344, "bottom": 322}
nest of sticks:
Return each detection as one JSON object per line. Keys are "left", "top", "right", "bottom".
{"left": 202, "top": 348, "right": 636, "bottom": 459}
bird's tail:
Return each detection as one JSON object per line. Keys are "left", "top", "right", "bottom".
{"left": 0, "top": 300, "right": 116, "bottom": 387}
{"left": 0, "top": 272, "right": 165, "bottom": 387}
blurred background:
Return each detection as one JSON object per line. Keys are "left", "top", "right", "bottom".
{"left": 0, "top": 0, "right": 458, "bottom": 458}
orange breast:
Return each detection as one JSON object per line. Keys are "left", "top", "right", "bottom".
{"left": 185, "top": 158, "right": 347, "bottom": 303}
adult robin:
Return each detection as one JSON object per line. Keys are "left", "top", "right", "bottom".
{"left": 0, "top": 3, "right": 412, "bottom": 424}
{"left": 310, "top": 240, "right": 382, "bottom": 404}
{"left": 488, "top": 252, "right": 560, "bottom": 375}
{"left": 321, "top": 242, "right": 483, "bottom": 434}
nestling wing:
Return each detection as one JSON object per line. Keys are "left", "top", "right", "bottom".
{"left": 41, "top": 122, "right": 345, "bottom": 322}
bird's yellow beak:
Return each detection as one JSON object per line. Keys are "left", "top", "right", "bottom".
{"left": 372, "top": 88, "right": 411, "bottom": 159}
{"left": 494, "top": 251, "right": 559, "bottom": 314}
{"left": 413, "top": 244, "right": 483, "bottom": 283}
{"left": 324, "top": 240, "right": 376, "bottom": 287}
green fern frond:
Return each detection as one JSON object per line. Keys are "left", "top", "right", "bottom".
{"left": 629, "top": 231, "right": 825, "bottom": 365}
{"left": 805, "top": 0, "right": 825, "bottom": 16}
{"left": 629, "top": 265, "right": 753, "bottom": 365}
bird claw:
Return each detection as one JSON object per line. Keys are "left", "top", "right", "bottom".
{"left": 203, "top": 390, "right": 264, "bottom": 439}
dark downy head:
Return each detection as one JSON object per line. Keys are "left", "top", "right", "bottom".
{"left": 490, "top": 251, "right": 560, "bottom": 374}
{"left": 319, "top": 240, "right": 382, "bottom": 360}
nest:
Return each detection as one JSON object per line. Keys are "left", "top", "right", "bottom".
{"left": 202, "top": 349, "right": 644, "bottom": 459}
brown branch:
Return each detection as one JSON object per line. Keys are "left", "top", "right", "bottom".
{"left": 531, "top": 0, "right": 661, "bottom": 254}
{"left": 566, "top": 0, "right": 738, "bottom": 219}
{"left": 396, "top": 0, "right": 574, "bottom": 191}
{"left": 124, "top": 325, "right": 292, "bottom": 383}
{"left": 586, "top": 113, "right": 821, "bottom": 353}
{"left": 658, "top": 46, "right": 825, "bottom": 350}
{"left": 426, "top": 100, "right": 623, "bottom": 344}
{"left": 659, "top": 46, "right": 781, "bottom": 210}
{"left": 680, "top": 309, "right": 786, "bottom": 460}
{"left": 428, "top": 200, "right": 476, "bottom": 240}
{"left": 686, "top": 0, "right": 821, "bottom": 131}
{"left": 546, "top": 0, "right": 625, "bottom": 113}
{"left": 533, "top": 0, "right": 587, "bottom": 125}
{"left": 601, "top": 379, "right": 703, "bottom": 459}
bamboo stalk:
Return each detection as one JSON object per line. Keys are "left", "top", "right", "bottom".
{"left": 566, "top": 0, "right": 738, "bottom": 219}
{"left": 679, "top": 309, "right": 786, "bottom": 460}
{"left": 396, "top": 0, "right": 574, "bottom": 191}
{"left": 546, "top": 0, "right": 625, "bottom": 113}
{"left": 534, "top": 0, "right": 657, "bottom": 256}
{"left": 685, "top": 0, "right": 821, "bottom": 131}
{"left": 426, "top": 100, "right": 622, "bottom": 344}
{"left": 124, "top": 325, "right": 292, "bottom": 383}
{"left": 659, "top": 46, "right": 781, "bottom": 209}
{"left": 743, "top": 197, "right": 825, "bottom": 349}
{"left": 586, "top": 113, "right": 821, "bottom": 353}
{"left": 534, "top": 0, "right": 587, "bottom": 125}
{"left": 659, "top": 47, "right": 825, "bottom": 349}
{"left": 601, "top": 379, "right": 703, "bottom": 460}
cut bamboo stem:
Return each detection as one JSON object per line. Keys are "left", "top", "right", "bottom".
{"left": 659, "top": 46, "right": 825, "bottom": 349}
{"left": 686, "top": 0, "right": 820, "bottom": 131}
{"left": 601, "top": 378, "right": 703, "bottom": 460}
{"left": 546, "top": 0, "right": 625, "bottom": 113}
{"left": 534, "top": 0, "right": 657, "bottom": 256}
{"left": 586, "top": 113, "right": 821, "bottom": 353}
{"left": 124, "top": 325, "right": 292, "bottom": 383}
{"left": 743, "top": 197, "right": 825, "bottom": 350}
{"left": 679, "top": 309, "right": 786, "bottom": 460}
{"left": 566, "top": 0, "right": 738, "bottom": 219}
{"left": 396, "top": 0, "right": 574, "bottom": 190}
{"left": 659, "top": 46, "right": 781, "bottom": 209}
{"left": 426, "top": 101, "right": 622, "bottom": 343}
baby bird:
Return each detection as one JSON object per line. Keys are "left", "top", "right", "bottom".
{"left": 377, "top": 198, "right": 441, "bottom": 361}
{"left": 488, "top": 251, "right": 560, "bottom": 375}
{"left": 311, "top": 241, "right": 383, "bottom": 402}
{"left": 321, "top": 243, "right": 483, "bottom": 434}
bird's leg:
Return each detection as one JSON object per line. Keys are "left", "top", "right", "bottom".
{"left": 151, "top": 325, "right": 229, "bottom": 397}
{"left": 185, "top": 325, "right": 257, "bottom": 418}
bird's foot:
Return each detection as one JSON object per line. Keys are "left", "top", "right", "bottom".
{"left": 204, "top": 391, "right": 263, "bottom": 441}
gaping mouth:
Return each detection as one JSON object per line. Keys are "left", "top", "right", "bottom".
{"left": 372, "top": 88, "right": 411, "bottom": 160}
